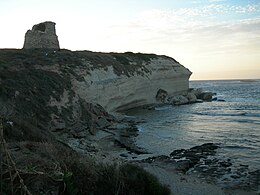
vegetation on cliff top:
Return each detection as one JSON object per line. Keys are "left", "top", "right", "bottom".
{"left": 0, "top": 49, "right": 179, "bottom": 77}
{"left": 0, "top": 48, "right": 179, "bottom": 130}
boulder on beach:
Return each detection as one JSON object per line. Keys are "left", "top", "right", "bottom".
{"left": 170, "top": 95, "right": 189, "bottom": 105}
{"left": 189, "top": 88, "right": 216, "bottom": 101}
{"left": 187, "top": 92, "right": 197, "bottom": 103}
{"left": 197, "top": 92, "right": 216, "bottom": 101}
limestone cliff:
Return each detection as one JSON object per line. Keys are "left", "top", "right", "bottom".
{"left": 21, "top": 21, "right": 191, "bottom": 111}
{"left": 0, "top": 49, "right": 191, "bottom": 131}
{"left": 73, "top": 53, "right": 191, "bottom": 111}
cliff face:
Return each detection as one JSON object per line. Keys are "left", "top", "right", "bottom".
{"left": 0, "top": 49, "right": 191, "bottom": 130}
{"left": 74, "top": 56, "right": 191, "bottom": 111}
{"left": 20, "top": 21, "right": 190, "bottom": 112}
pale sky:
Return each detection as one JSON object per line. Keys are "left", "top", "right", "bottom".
{"left": 1, "top": 0, "right": 260, "bottom": 80}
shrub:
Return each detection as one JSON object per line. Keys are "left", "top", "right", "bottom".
{"left": 91, "top": 163, "right": 171, "bottom": 195}
{"left": 119, "top": 164, "right": 171, "bottom": 195}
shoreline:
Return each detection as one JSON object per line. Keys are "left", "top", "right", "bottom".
{"left": 80, "top": 118, "right": 259, "bottom": 195}
{"left": 141, "top": 163, "right": 256, "bottom": 195}
{"left": 77, "top": 131, "right": 226, "bottom": 194}
{"left": 2, "top": 102, "right": 259, "bottom": 194}
{"left": 88, "top": 137, "right": 257, "bottom": 195}
{"left": 2, "top": 98, "right": 259, "bottom": 194}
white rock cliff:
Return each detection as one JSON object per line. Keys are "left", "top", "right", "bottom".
{"left": 0, "top": 49, "right": 191, "bottom": 132}
{"left": 21, "top": 21, "right": 192, "bottom": 112}
{"left": 72, "top": 56, "right": 192, "bottom": 111}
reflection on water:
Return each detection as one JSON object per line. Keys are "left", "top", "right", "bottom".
{"left": 126, "top": 80, "right": 260, "bottom": 170}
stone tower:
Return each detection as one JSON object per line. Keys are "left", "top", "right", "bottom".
{"left": 23, "top": 21, "right": 60, "bottom": 49}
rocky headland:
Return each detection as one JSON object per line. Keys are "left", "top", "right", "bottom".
{"left": 0, "top": 22, "right": 257, "bottom": 195}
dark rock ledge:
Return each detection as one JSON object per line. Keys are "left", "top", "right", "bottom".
{"left": 139, "top": 143, "right": 260, "bottom": 192}
{"left": 142, "top": 143, "right": 219, "bottom": 172}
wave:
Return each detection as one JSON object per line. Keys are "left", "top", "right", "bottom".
{"left": 234, "top": 108, "right": 260, "bottom": 111}
{"left": 233, "top": 119, "right": 260, "bottom": 125}
{"left": 238, "top": 79, "right": 260, "bottom": 83}
{"left": 244, "top": 113, "right": 260, "bottom": 117}
{"left": 194, "top": 112, "right": 260, "bottom": 117}
{"left": 137, "top": 126, "right": 144, "bottom": 132}
{"left": 224, "top": 145, "right": 255, "bottom": 150}
{"left": 154, "top": 105, "right": 172, "bottom": 111}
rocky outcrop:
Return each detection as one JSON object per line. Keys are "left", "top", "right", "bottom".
{"left": 153, "top": 88, "right": 216, "bottom": 106}
{"left": 0, "top": 22, "right": 191, "bottom": 141}
{"left": 21, "top": 21, "right": 191, "bottom": 111}
{"left": 23, "top": 21, "right": 60, "bottom": 49}
{"left": 142, "top": 143, "right": 219, "bottom": 173}
{"left": 74, "top": 54, "right": 192, "bottom": 111}
{"left": 141, "top": 143, "right": 260, "bottom": 192}
{"left": 189, "top": 88, "right": 216, "bottom": 101}
{"left": 0, "top": 49, "right": 191, "bottom": 133}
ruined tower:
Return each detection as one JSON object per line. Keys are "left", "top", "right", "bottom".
{"left": 23, "top": 21, "right": 60, "bottom": 49}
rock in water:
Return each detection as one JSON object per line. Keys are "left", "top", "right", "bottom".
{"left": 170, "top": 95, "right": 189, "bottom": 105}
{"left": 23, "top": 21, "right": 60, "bottom": 49}
{"left": 197, "top": 92, "right": 216, "bottom": 101}
{"left": 187, "top": 92, "right": 197, "bottom": 103}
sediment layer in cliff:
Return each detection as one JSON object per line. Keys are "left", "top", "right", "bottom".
{"left": 0, "top": 49, "right": 191, "bottom": 132}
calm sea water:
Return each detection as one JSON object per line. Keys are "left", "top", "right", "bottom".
{"left": 127, "top": 80, "right": 260, "bottom": 171}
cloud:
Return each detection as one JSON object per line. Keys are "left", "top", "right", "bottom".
{"left": 89, "top": 1, "right": 260, "bottom": 79}
{"left": 104, "top": 3, "right": 260, "bottom": 56}
{"left": 231, "top": 4, "right": 260, "bottom": 13}
{"left": 208, "top": 0, "right": 226, "bottom": 2}
{"left": 60, "top": 1, "right": 259, "bottom": 79}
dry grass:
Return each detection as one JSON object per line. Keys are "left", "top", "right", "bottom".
{"left": 0, "top": 113, "right": 170, "bottom": 195}
{"left": 0, "top": 99, "right": 170, "bottom": 194}
{"left": 0, "top": 116, "right": 32, "bottom": 195}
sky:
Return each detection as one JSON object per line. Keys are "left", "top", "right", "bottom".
{"left": 0, "top": 0, "right": 260, "bottom": 80}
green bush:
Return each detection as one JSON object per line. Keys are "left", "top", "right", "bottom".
{"left": 63, "top": 171, "right": 79, "bottom": 195}
{"left": 119, "top": 164, "right": 171, "bottom": 195}
{"left": 91, "top": 163, "right": 171, "bottom": 195}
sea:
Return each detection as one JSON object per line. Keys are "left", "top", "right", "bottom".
{"left": 126, "top": 79, "right": 260, "bottom": 173}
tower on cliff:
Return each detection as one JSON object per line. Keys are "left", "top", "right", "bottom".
{"left": 23, "top": 21, "right": 60, "bottom": 49}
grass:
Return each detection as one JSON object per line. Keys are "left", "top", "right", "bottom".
{"left": 0, "top": 115, "right": 171, "bottom": 195}
{"left": 0, "top": 49, "right": 83, "bottom": 68}
{"left": 119, "top": 164, "right": 171, "bottom": 195}
{"left": 0, "top": 68, "right": 71, "bottom": 125}
{"left": 0, "top": 49, "right": 172, "bottom": 78}
{"left": 0, "top": 48, "right": 179, "bottom": 79}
